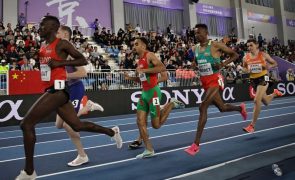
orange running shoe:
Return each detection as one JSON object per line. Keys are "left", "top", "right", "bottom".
{"left": 273, "top": 89, "right": 283, "bottom": 97}
{"left": 243, "top": 124, "right": 255, "bottom": 133}
{"left": 184, "top": 143, "right": 200, "bottom": 156}
{"left": 240, "top": 103, "right": 247, "bottom": 120}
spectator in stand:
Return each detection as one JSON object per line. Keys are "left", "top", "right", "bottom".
{"left": 18, "top": 12, "right": 26, "bottom": 31}
{"left": 10, "top": 60, "right": 20, "bottom": 71}
{"left": 258, "top": 33, "right": 263, "bottom": 47}
{"left": 124, "top": 53, "right": 134, "bottom": 69}
{"left": 225, "top": 66, "right": 236, "bottom": 84}
{"left": 82, "top": 47, "right": 91, "bottom": 59}
{"left": 91, "top": 46, "right": 100, "bottom": 58}
{"left": 101, "top": 61, "right": 111, "bottom": 72}
{"left": 20, "top": 55, "right": 33, "bottom": 71}
{"left": 0, "top": 26, "right": 5, "bottom": 37}
{"left": 135, "top": 24, "right": 141, "bottom": 33}
{"left": 91, "top": 18, "right": 102, "bottom": 30}
{"left": 286, "top": 68, "right": 295, "bottom": 81}
{"left": 166, "top": 59, "right": 176, "bottom": 70}
{"left": 0, "top": 59, "right": 9, "bottom": 72}
{"left": 73, "top": 26, "right": 82, "bottom": 37}
{"left": 6, "top": 30, "right": 15, "bottom": 42}
{"left": 7, "top": 46, "right": 19, "bottom": 61}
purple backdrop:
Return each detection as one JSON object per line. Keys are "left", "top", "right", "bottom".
{"left": 286, "top": 19, "right": 295, "bottom": 28}
{"left": 247, "top": 12, "right": 276, "bottom": 24}
{"left": 273, "top": 56, "right": 295, "bottom": 81}
{"left": 18, "top": 0, "right": 112, "bottom": 28}
{"left": 196, "top": 3, "right": 233, "bottom": 17}
{"left": 123, "top": 0, "right": 183, "bottom": 10}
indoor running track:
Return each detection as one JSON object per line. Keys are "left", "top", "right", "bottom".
{"left": 0, "top": 96, "right": 294, "bottom": 180}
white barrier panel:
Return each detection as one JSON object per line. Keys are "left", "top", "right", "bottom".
{"left": 82, "top": 70, "right": 199, "bottom": 91}
{"left": 0, "top": 72, "right": 7, "bottom": 95}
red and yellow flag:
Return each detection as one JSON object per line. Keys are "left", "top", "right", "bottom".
{"left": 9, "top": 71, "right": 44, "bottom": 95}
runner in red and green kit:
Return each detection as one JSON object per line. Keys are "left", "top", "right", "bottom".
{"left": 125, "top": 37, "right": 185, "bottom": 159}
{"left": 184, "top": 24, "right": 248, "bottom": 156}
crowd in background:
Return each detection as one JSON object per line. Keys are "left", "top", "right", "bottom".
{"left": 1, "top": 16, "right": 295, "bottom": 91}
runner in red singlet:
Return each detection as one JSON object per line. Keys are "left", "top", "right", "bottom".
{"left": 16, "top": 16, "right": 122, "bottom": 180}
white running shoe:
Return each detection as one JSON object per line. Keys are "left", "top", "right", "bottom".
{"left": 111, "top": 126, "right": 123, "bottom": 148}
{"left": 86, "top": 100, "right": 104, "bottom": 112}
{"left": 67, "top": 155, "right": 89, "bottom": 167}
{"left": 15, "top": 170, "right": 37, "bottom": 180}
{"left": 170, "top": 98, "right": 185, "bottom": 109}
{"left": 136, "top": 149, "right": 155, "bottom": 159}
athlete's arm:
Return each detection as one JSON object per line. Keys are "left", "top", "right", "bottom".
{"left": 137, "top": 52, "right": 166, "bottom": 74}
{"left": 48, "top": 40, "right": 87, "bottom": 68}
{"left": 124, "top": 72, "right": 140, "bottom": 82}
{"left": 242, "top": 56, "right": 249, "bottom": 73}
{"left": 214, "top": 42, "right": 239, "bottom": 67}
{"left": 190, "top": 60, "right": 198, "bottom": 70}
{"left": 158, "top": 71, "right": 168, "bottom": 83}
{"left": 67, "top": 66, "right": 87, "bottom": 79}
{"left": 263, "top": 52, "right": 278, "bottom": 69}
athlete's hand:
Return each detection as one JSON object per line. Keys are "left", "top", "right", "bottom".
{"left": 47, "top": 59, "right": 63, "bottom": 68}
{"left": 136, "top": 67, "right": 145, "bottom": 74}
{"left": 124, "top": 72, "right": 130, "bottom": 80}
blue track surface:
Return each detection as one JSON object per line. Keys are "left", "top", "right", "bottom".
{"left": 0, "top": 97, "right": 294, "bottom": 180}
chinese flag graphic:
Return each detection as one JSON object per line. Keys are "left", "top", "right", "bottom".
{"left": 9, "top": 71, "right": 44, "bottom": 95}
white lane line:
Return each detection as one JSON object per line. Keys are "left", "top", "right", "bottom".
{"left": 0, "top": 111, "right": 294, "bottom": 163}
{"left": 1, "top": 104, "right": 294, "bottom": 148}
{"left": 0, "top": 97, "right": 294, "bottom": 134}
{"left": 1, "top": 100, "right": 294, "bottom": 140}
{"left": 37, "top": 122, "right": 295, "bottom": 179}
{"left": 168, "top": 142, "right": 295, "bottom": 179}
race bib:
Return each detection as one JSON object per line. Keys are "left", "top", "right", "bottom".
{"left": 54, "top": 80, "right": 65, "bottom": 90}
{"left": 152, "top": 97, "right": 160, "bottom": 106}
{"left": 40, "top": 64, "right": 51, "bottom": 81}
{"left": 249, "top": 64, "right": 262, "bottom": 73}
{"left": 198, "top": 63, "right": 213, "bottom": 76}
{"left": 72, "top": 100, "right": 79, "bottom": 108}
{"left": 139, "top": 73, "right": 147, "bottom": 81}
{"left": 218, "top": 75, "right": 224, "bottom": 90}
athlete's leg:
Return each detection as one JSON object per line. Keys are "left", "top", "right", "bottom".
{"left": 136, "top": 110, "right": 151, "bottom": 150}
{"left": 56, "top": 113, "right": 88, "bottom": 164}
{"left": 151, "top": 86, "right": 184, "bottom": 129}
{"left": 57, "top": 102, "right": 113, "bottom": 135}
{"left": 151, "top": 102, "right": 174, "bottom": 129}
{"left": 194, "top": 87, "right": 220, "bottom": 145}
{"left": 185, "top": 87, "right": 220, "bottom": 156}
{"left": 63, "top": 122, "right": 87, "bottom": 157}
{"left": 55, "top": 114, "right": 64, "bottom": 129}
{"left": 261, "top": 86, "right": 282, "bottom": 106}
{"left": 250, "top": 84, "right": 268, "bottom": 126}
{"left": 20, "top": 91, "right": 70, "bottom": 175}
{"left": 212, "top": 93, "right": 241, "bottom": 112}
